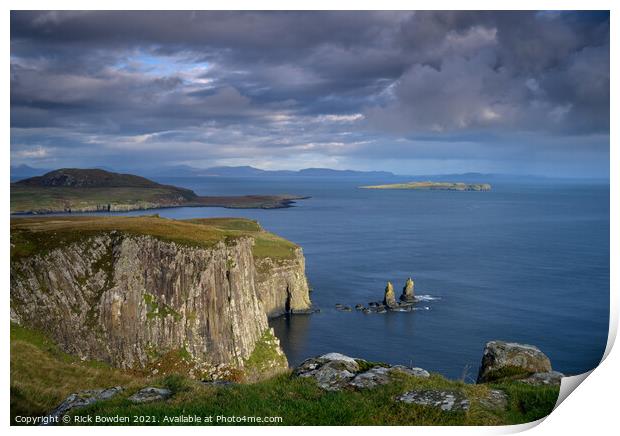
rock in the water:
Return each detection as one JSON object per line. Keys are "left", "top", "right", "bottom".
{"left": 397, "top": 390, "right": 470, "bottom": 412}
{"left": 383, "top": 282, "right": 397, "bottom": 308}
{"left": 128, "top": 387, "right": 172, "bottom": 403}
{"left": 47, "top": 386, "right": 123, "bottom": 421}
{"left": 478, "top": 389, "right": 508, "bottom": 411}
{"left": 477, "top": 340, "right": 553, "bottom": 383}
{"left": 349, "top": 367, "right": 392, "bottom": 389}
{"left": 400, "top": 277, "right": 415, "bottom": 302}
{"left": 520, "top": 371, "right": 564, "bottom": 386}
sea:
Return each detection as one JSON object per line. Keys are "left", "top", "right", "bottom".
{"left": 46, "top": 176, "right": 612, "bottom": 380}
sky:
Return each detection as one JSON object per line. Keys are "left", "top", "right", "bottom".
{"left": 10, "top": 11, "right": 610, "bottom": 177}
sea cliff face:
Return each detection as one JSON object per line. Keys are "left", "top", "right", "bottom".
{"left": 255, "top": 248, "right": 312, "bottom": 317}
{"left": 10, "top": 229, "right": 311, "bottom": 379}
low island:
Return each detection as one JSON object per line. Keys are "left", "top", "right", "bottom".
{"left": 11, "top": 168, "right": 308, "bottom": 214}
{"left": 360, "top": 181, "right": 492, "bottom": 191}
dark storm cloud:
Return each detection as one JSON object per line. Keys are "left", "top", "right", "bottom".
{"left": 10, "top": 11, "right": 609, "bottom": 176}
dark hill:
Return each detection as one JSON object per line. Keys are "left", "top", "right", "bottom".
{"left": 11, "top": 168, "right": 306, "bottom": 213}
{"left": 18, "top": 168, "right": 168, "bottom": 189}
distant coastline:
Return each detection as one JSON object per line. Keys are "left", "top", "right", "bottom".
{"left": 360, "top": 181, "right": 492, "bottom": 191}
{"left": 10, "top": 168, "right": 309, "bottom": 214}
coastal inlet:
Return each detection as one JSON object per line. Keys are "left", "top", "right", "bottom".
{"left": 335, "top": 278, "right": 438, "bottom": 314}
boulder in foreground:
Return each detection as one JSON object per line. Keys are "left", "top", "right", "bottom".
{"left": 47, "top": 386, "right": 123, "bottom": 421}
{"left": 396, "top": 390, "right": 470, "bottom": 412}
{"left": 477, "top": 340, "right": 563, "bottom": 385}
{"left": 293, "top": 352, "right": 429, "bottom": 391}
{"left": 129, "top": 387, "right": 173, "bottom": 403}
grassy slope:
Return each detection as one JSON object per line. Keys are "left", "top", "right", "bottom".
{"left": 10, "top": 324, "right": 558, "bottom": 426}
{"left": 10, "top": 215, "right": 298, "bottom": 261}
{"left": 360, "top": 182, "right": 491, "bottom": 190}
{"left": 10, "top": 186, "right": 190, "bottom": 213}
{"left": 10, "top": 324, "right": 144, "bottom": 421}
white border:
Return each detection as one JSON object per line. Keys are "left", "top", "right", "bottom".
{"left": 2, "top": 2, "right": 616, "bottom": 435}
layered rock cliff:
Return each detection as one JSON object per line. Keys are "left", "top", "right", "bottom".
{"left": 10, "top": 217, "right": 312, "bottom": 380}
{"left": 255, "top": 249, "right": 312, "bottom": 317}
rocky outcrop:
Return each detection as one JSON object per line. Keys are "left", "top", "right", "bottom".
{"left": 255, "top": 248, "right": 312, "bottom": 317}
{"left": 396, "top": 390, "right": 470, "bottom": 412}
{"left": 129, "top": 387, "right": 172, "bottom": 403}
{"left": 293, "top": 352, "right": 429, "bottom": 391}
{"left": 400, "top": 278, "right": 415, "bottom": 302}
{"left": 10, "top": 232, "right": 309, "bottom": 379}
{"left": 46, "top": 387, "right": 123, "bottom": 422}
{"left": 383, "top": 282, "right": 397, "bottom": 308}
{"left": 477, "top": 340, "right": 563, "bottom": 385}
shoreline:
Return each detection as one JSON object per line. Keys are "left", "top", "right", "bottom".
{"left": 10, "top": 195, "right": 311, "bottom": 215}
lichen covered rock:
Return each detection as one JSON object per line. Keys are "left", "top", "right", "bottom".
{"left": 129, "top": 387, "right": 172, "bottom": 403}
{"left": 293, "top": 353, "right": 428, "bottom": 391}
{"left": 477, "top": 340, "right": 558, "bottom": 384}
{"left": 396, "top": 390, "right": 470, "bottom": 412}
{"left": 47, "top": 386, "right": 123, "bottom": 421}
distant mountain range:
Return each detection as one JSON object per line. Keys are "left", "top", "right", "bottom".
{"left": 10, "top": 164, "right": 397, "bottom": 181}
{"left": 139, "top": 165, "right": 397, "bottom": 179}
{"left": 10, "top": 164, "right": 604, "bottom": 183}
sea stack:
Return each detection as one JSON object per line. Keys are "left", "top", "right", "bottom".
{"left": 400, "top": 277, "right": 415, "bottom": 302}
{"left": 383, "top": 282, "right": 397, "bottom": 308}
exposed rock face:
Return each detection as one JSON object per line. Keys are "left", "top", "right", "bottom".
{"left": 396, "top": 390, "right": 470, "bottom": 412}
{"left": 400, "top": 278, "right": 415, "bottom": 302}
{"left": 520, "top": 371, "right": 564, "bottom": 386}
{"left": 293, "top": 353, "right": 429, "bottom": 391}
{"left": 10, "top": 232, "right": 308, "bottom": 378}
{"left": 129, "top": 387, "right": 172, "bottom": 403}
{"left": 477, "top": 340, "right": 562, "bottom": 385}
{"left": 383, "top": 282, "right": 397, "bottom": 308}
{"left": 46, "top": 387, "right": 123, "bottom": 421}
{"left": 255, "top": 249, "right": 312, "bottom": 317}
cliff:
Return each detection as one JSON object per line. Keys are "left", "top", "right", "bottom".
{"left": 255, "top": 249, "right": 312, "bottom": 317}
{"left": 10, "top": 216, "right": 312, "bottom": 380}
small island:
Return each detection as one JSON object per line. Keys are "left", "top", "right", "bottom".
{"left": 360, "top": 181, "right": 492, "bottom": 191}
{"left": 10, "top": 168, "right": 308, "bottom": 214}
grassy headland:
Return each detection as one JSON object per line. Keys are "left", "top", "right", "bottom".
{"left": 10, "top": 323, "right": 558, "bottom": 426}
{"left": 360, "top": 181, "right": 492, "bottom": 191}
{"left": 11, "top": 168, "right": 307, "bottom": 214}
{"left": 10, "top": 215, "right": 299, "bottom": 261}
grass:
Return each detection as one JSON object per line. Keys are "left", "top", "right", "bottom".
{"left": 11, "top": 186, "right": 304, "bottom": 213}
{"left": 10, "top": 323, "right": 559, "bottom": 426}
{"left": 243, "top": 330, "right": 288, "bottom": 382}
{"left": 10, "top": 215, "right": 298, "bottom": 261}
{"left": 10, "top": 323, "right": 143, "bottom": 423}
{"left": 360, "top": 181, "right": 492, "bottom": 191}
{"left": 67, "top": 371, "right": 558, "bottom": 426}
{"left": 10, "top": 186, "right": 192, "bottom": 213}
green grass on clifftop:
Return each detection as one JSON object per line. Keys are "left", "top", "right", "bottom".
{"left": 10, "top": 323, "right": 559, "bottom": 426}
{"left": 10, "top": 216, "right": 298, "bottom": 261}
